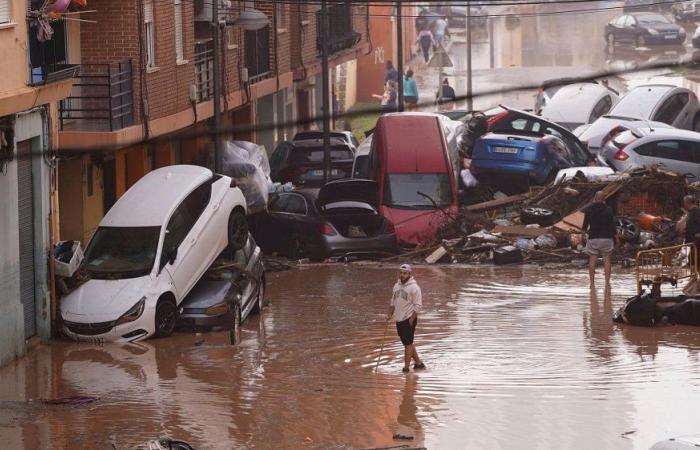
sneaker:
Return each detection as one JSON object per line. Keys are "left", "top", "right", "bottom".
{"left": 402, "top": 367, "right": 410, "bottom": 373}
{"left": 413, "top": 363, "right": 426, "bottom": 370}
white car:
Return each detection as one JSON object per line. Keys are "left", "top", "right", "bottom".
{"left": 576, "top": 84, "right": 700, "bottom": 152}
{"left": 61, "top": 165, "right": 248, "bottom": 342}
{"left": 597, "top": 127, "right": 700, "bottom": 178}
{"left": 540, "top": 83, "right": 619, "bottom": 131}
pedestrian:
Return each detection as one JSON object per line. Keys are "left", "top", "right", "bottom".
{"left": 387, "top": 264, "right": 425, "bottom": 373}
{"left": 384, "top": 60, "right": 398, "bottom": 84}
{"left": 435, "top": 78, "right": 456, "bottom": 106}
{"left": 433, "top": 16, "right": 448, "bottom": 48}
{"left": 582, "top": 191, "right": 618, "bottom": 289}
{"left": 372, "top": 80, "right": 397, "bottom": 113}
{"left": 416, "top": 29, "right": 436, "bottom": 64}
{"left": 683, "top": 195, "right": 700, "bottom": 269}
{"left": 403, "top": 70, "right": 419, "bottom": 109}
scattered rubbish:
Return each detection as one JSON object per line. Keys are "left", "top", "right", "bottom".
{"left": 141, "top": 438, "right": 195, "bottom": 450}
{"left": 41, "top": 396, "right": 99, "bottom": 406}
{"left": 54, "top": 240, "right": 83, "bottom": 278}
{"left": 425, "top": 246, "right": 448, "bottom": 264}
{"left": 534, "top": 234, "right": 558, "bottom": 249}
{"left": 392, "top": 434, "right": 415, "bottom": 441}
{"left": 493, "top": 246, "right": 523, "bottom": 265}
{"left": 493, "top": 219, "right": 512, "bottom": 227}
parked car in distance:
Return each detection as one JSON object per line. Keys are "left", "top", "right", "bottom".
{"left": 369, "top": 113, "right": 459, "bottom": 246}
{"left": 673, "top": 0, "right": 700, "bottom": 21}
{"left": 471, "top": 133, "right": 591, "bottom": 192}
{"left": 292, "top": 130, "right": 359, "bottom": 149}
{"left": 605, "top": 12, "right": 686, "bottom": 48}
{"left": 250, "top": 181, "right": 397, "bottom": 260}
{"left": 177, "top": 233, "right": 264, "bottom": 342}
{"left": 61, "top": 165, "right": 249, "bottom": 343}
{"left": 483, "top": 105, "right": 592, "bottom": 161}
{"left": 269, "top": 139, "right": 355, "bottom": 188}
{"left": 597, "top": 127, "right": 700, "bottom": 178}
{"left": 540, "top": 83, "right": 620, "bottom": 131}
{"left": 576, "top": 84, "right": 700, "bottom": 152}
{"left": 352, "top": 135, "right": 372, "bottom": 179}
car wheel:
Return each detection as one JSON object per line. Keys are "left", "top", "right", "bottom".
{"left": 636, "top": 35, "right": 645, "bottom": 47}
{"left": 521, "top": 207, "right": 557, "bottom": 227}
{"left": 228, "top": 210, "right": 248, "bottom": 251}
{"left": 616, "top": 217, "right": 640, "bottom": 243}
{"left": 252, "top": 276, "right": 265, "bottom": 314}
{"left": 229, "top": 301, "right": 241, "bottom": 345}
{"left": 154, "top": 298, "right": 177, "bottom": 338}
{"left": 693, "top": 114, "right": 700, "bottom": 132}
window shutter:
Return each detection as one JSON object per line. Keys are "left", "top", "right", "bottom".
{"left": 143, "top": 0, "right": 153, "bottom": 23}
{"left": 174, "top": 0, "right": 183, "bottom": 60}
{"left": 0, "top": 0, "right": 10, "bottom": 24}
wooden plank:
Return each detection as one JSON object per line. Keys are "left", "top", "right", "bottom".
{"left": 465, "top": 193, "right": 530, "bottom": 212}
{"left": 491, "top": 225, "right": 550, "bottom": 237}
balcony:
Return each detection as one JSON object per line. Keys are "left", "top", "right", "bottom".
{"left": 315, "top": 4, "right": 361, "bottom": 55}
{"left": 194, "top": 39, "right": 214, "bottom": 102}
{"left": 59, "top": 60, "right": 135, "bottom": 132}
{"left": 28, "top": 18, "right": 79, "bottom": 86}
{"left": 245, "top": 26, "right": 272, "bottom": 84}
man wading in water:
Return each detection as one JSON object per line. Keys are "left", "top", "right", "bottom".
{"left": 387, "top": 264, "right": 425, "bottom": 373}
{"left": 583, "top": 191, "right": 618, "bottom": 290}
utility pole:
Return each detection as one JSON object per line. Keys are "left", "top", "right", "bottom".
{"left": 321, "top": 0, "right": 331, "bottom": 184}
{"left": 396, "top": 0, "right": 404, "bottom": 112}
{"left": 466, "top": 1, "right": 473, "bottom": 111}
{"left": 212, "top": 0, "right": 222, "bottom": 172}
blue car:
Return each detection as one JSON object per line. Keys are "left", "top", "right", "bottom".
{"left": 470, "top": 132, "right": 591, "bottom": 189}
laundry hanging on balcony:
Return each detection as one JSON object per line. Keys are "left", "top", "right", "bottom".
{"left": 29, "top": 0, "right": 89, "bottom": 42}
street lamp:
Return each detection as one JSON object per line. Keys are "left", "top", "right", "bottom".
{"left": 227, "top": 8, "right": 269, "bottom": 30}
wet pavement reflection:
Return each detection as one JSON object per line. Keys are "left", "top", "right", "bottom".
{"left": 2, "top": 265, "right": 700, "bottom": 449}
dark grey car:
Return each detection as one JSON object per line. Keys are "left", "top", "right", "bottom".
{"left": 177, "top": 234, "right": 265, "bottom": 341}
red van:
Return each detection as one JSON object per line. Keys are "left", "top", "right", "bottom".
{"left": 369, "top": 113, "right": 459, "bottom": 246}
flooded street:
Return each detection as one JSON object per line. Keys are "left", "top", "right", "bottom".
{"left": 2, "top": 265, "right": 700, "bottom": 449}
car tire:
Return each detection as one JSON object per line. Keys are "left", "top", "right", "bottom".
{"left": 229, "top": 301, "right": 241, "bottom": 345}
{"left": 252, "top": 276, "right": 265, "bottom": 314}
{"left": 228, "top": 210, "right": 248, "bottom": 251}
{"left": 693, "top": 114, "right": 700, "bottom": 133}
{"left": 636, "top": 35, "right": 645, "bottom": 47}
{"left": 521, "top": 207, "right": 558, "bottom": 227}
{"left": 616, "top": 217, "right": 640, "bottom": 243}
{"left": 154, "top": 298, "right": 177, "bottom": 338}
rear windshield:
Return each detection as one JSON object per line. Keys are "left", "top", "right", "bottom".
{"left": 383, "top": 173, "right": 452, "bottom": 209}
{"left": 610, "top": 86, "right": 671, "bottom": 119}
{"left": 290, "top": 146, "right": 353, "bottom": 165}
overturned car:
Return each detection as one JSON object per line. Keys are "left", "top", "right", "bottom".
{"left": 614, "top": 292, "right": 700, "bottom": 327}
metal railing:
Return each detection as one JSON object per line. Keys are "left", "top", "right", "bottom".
{"left": 59, "top": 59, "right": 134, "bottom": 132}
{"left": 245, "top": 27, "right": 271, "bottom": 83}
{"left": 315, "top": 4, "right": 361, "bottom": 55}
{"left": 194, "top": 39, "right": 214, "bottom": 102}
{"left": 636, "top": 243, "right": 697, "bottom": 295}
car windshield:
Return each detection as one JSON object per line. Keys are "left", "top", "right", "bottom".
{"left": 610, "top": 87, "right": 670, "bottom": 119}
{"left": 290, "top": 146, "right": 353, "bottom": 165}
{"left": 383, "top": 173, "right": 452, "bottom": 209}
{"left": 636, "top": 14, "right": 669, "bottom": 25}
{"left": 83, "top": 226, "right": 161, "bottom": 279}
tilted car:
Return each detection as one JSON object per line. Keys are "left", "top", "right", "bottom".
{"left": 605, "top": 12, "right": 686, "bottom": 48}
{"left": 597, "top": 127, "right": 700, "bottom": 179}
{"left": 177, "top": 233, "right": 265, "bottom": 344}
{"left": 61, "top": 165, "right": 248, "bottom": 342}
{"left": 540, "top": 83, "right": 619, "bottom": 131}
{"left": 269, "top": 139, "right": 355, "bottom": 188}
{"left": 576, "top": 84, "right": 700, "bottom": 152}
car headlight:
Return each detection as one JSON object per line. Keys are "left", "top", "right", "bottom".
{"left": 205, "top": 302, "right": 230, "bottom": 316}
{"left": 116, "top": 297, "right": 146, "bottom": 325}
{"left": 648, "top": 29, "right": 659, "bottom": 35}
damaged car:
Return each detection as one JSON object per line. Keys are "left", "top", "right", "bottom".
{"left": 270, "top": 138, "right": 355, "bottom": 188}
{"left": 60, "top": 165, "right": 249, "bottom": 343}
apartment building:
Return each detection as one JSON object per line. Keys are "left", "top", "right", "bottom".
{"left": 56, "top": 0, "right": 370, "bottom": 245}
{"left": 0, "top": 0, "right": 77, "bottom": 366}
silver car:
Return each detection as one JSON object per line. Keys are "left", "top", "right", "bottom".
{"left": 577, "top": 84, "right": 700, "bottom": 152}
{"left": 597, "top": 127, "right": 700, "bottom": 179}
{"left": 540, "top": 83, "right": 619, "bottom": 131}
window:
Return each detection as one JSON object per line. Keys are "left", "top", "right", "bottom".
{"left": 83, "top": 226, "right": 161, "bottom": 279}
{"left": 624, "top": 16, "right": 635, "bottom": 27}
{"left": 383, "top": 173, "right": 453, "bottom": 209}
{"left": 285, "top": 194, "right": 308, "bottom": 215}
{"left": 654, "top": 94, "right": 689, "bottom": 125}
{"left": 275, "top": 0, "right": 288, "bottom": 30}
{"left": 174, "top": 0, "right": 184, "bottom": 61}
{"left": 289, "top": 146, "right": 354, "bottom": 165}
{"left": 144, "top": 0, "right": 155, "bottom": 68}
{"left": 0, "top": 0, "right": 10, "bottom": 24}
{"left": 637, "top": 140, "right": 697, "bottom": 162}
{"left": 590, "top": 96, "right": 613, "bottom": 123}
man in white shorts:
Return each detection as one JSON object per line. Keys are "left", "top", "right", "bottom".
{"left": 582, "top": 191, "right": 619, "bottom": 289}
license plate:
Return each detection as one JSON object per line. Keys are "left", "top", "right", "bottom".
{"left": 493, "top": 146, "right": 518, "bottom": 154}
{"left": 665, "top": 34, "right": 677, "bottom": 39}
{"left": 311, "top": 169, "right": 339, "bottom": 176}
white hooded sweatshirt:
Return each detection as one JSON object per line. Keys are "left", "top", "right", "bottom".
{"left": 391, "top": 277, "right": 422, "bottom": 322}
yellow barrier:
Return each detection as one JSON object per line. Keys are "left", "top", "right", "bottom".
{"left": 636, "top": 243, "right": 697, "bottom": 295}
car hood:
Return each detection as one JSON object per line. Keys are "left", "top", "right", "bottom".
{"left": 61, "top": 276, "right": 153, "bottom": 323}
{"left": 645, "top": 22, "right": 681, "bottom": 33}
{"left": 180, "top": 279, "right": 236, "bottom": 309}
{"left": 381, "top": 206, "right": 457, "bottom": 246}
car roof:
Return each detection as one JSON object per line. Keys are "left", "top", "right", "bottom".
{"left": 101, "top": 165, "right": 213, "bottom": 227}
{"left": 377, "top": 113, "right": 448, "bottom": 173}
{"left": 610, "top": 84, "right": 677, "bottom": 119}
{"left": 542, "top": 84, "right": 613, "bottom": 123}
{"left": 631, "top": 127, "right": 700, "bottom": 140}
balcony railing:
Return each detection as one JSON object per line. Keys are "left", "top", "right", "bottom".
{"left": 245, "top": 26, "right": 271, "bottom": 84}
{"left": 194, "top": 39, "right": 214, "bottom": 102}
{"left": 316, "top": 4, "right": 361, "bottom": 55}
{"left": 59, "top": 59, "right": 134, "bottom": 132}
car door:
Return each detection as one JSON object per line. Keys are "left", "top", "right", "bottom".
{"left": 641, "top": 139, "right": 699, "bottom": 178}
{"left": 589, "top": 95, "right": 613, "bottom": 124}
{"left": 654, "top": 93, "right": 690, "bottom": 127}
{"left": 253, "top": 193, "right": 291, "bottom": 254}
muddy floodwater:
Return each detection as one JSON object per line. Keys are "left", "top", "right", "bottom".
{"left": 2, "top": 265, "right": 700, "bottom": 449}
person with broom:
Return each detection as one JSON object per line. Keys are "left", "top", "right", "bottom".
{"left": 386, "top": 264, "right": 425, "bottom": 373}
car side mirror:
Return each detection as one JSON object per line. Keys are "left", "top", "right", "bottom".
{"left": 168, "top": 248, "right": 178, "bottom": 265}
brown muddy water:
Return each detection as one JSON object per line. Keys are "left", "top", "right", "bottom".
{"left": 2, "top": 265, "right": 700, "bottom": 450}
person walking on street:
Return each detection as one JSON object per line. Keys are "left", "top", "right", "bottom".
{"left": 683, "top": 195, "right": 700, "bottom": 269}
{"left": 435, "top": 78, "right": 456, "bottom": 107}
{"left": 403, "top": 70, "right": 419, "bottom": 109}
{"left": 384, "top": 60, "right": 398, "bottom": 84}
{"left": 372, "top": 80, "right": 397, "bottom": 113}
{"left": 433, "top": 16, "right": 448, "bottom": 48}
{"left": 416, "top": 29, "right": 436, "bottom": 63}
{"left": 583, "top": 191, "right": 618, "bottom": 289}
{"left": 387, "top": 264, "right": 425, "bottom": 373}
